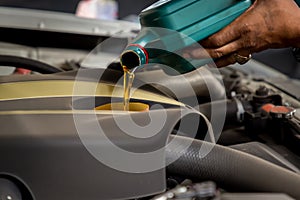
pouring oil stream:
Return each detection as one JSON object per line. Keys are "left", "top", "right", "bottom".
{"left": 122, "top": 65, "right": 139, "bottom": 111}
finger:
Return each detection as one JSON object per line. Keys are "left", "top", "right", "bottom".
{"left": 214, "top": 49, "right": 252, "bottom": 68}
{"left": 190, "top": 49, "right": 211, "bottom": 59}
{"left": 200, "top": 1, "right": 256, "bottom": 48}
{"left": 199, "top": 6, "right": 257, "bottom": 49}
{"left": 183, "top": 48, "right": 211, "bottom": 59}
{"left": 200, "top": 22, "right": 241, "bottom": 48}
{"left": 214, "top": 53, "right": 237, "bottom": 68}
{"left": 187, "top": 39, "right": 247, "bottom": 60}
{"left": 205, "top": 39, "right": 244, "bottom": 58}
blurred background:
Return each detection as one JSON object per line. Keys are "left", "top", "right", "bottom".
{"left": 0, "top": 0, "right": 157, "bottom": 19}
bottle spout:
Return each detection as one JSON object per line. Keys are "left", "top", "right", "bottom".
{"left": 120, "top": 44, "right": 148, "bottom": 69}
{"left": 121, "top": 50, "right": 141, "bottom": 69}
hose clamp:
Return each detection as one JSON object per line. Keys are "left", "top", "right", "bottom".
{"left": 233, "top": 97, "right": 245, "bottom": 123}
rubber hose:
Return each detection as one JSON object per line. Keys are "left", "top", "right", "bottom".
{"left": 166, "top": 135, "right": 300, "bottom": 199}
{"left": 196, "top": 100, "right": 238, "bottom": 122}
{"left": 0, "top": 55, "right": 63, "bottom": 74}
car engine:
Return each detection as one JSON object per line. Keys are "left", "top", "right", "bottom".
{"left": 0, "top": 7, "right": 299, "bottom": 200}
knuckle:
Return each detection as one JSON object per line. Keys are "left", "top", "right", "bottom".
{"left": 241, "top": 38, "right": 250, "bottom": 49}
{"left": 210, "top": 36, "right": 224, "bottom": 47}
{"left": 241, "top": 23, "right": 252, "bottom": 34}
{"left": 212, "top": 50, "right": 224, "bottom": 58}
{"left": 243, "top": 36, "right": 256, "bottom": 49}
{"left": 249, "top": 38, "right": 257, "bottom": 48}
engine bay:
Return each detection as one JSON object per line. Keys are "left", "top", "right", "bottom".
{"left": 0, "top": 7, "right": 299, "bottom": 200}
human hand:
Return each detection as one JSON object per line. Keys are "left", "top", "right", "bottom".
{"left": 188, "top": 0, "right": 300, "bottom": 67}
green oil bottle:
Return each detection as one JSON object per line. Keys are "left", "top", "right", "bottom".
{"left": 121, "top": 0, "right": 252, "bottom": 74}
